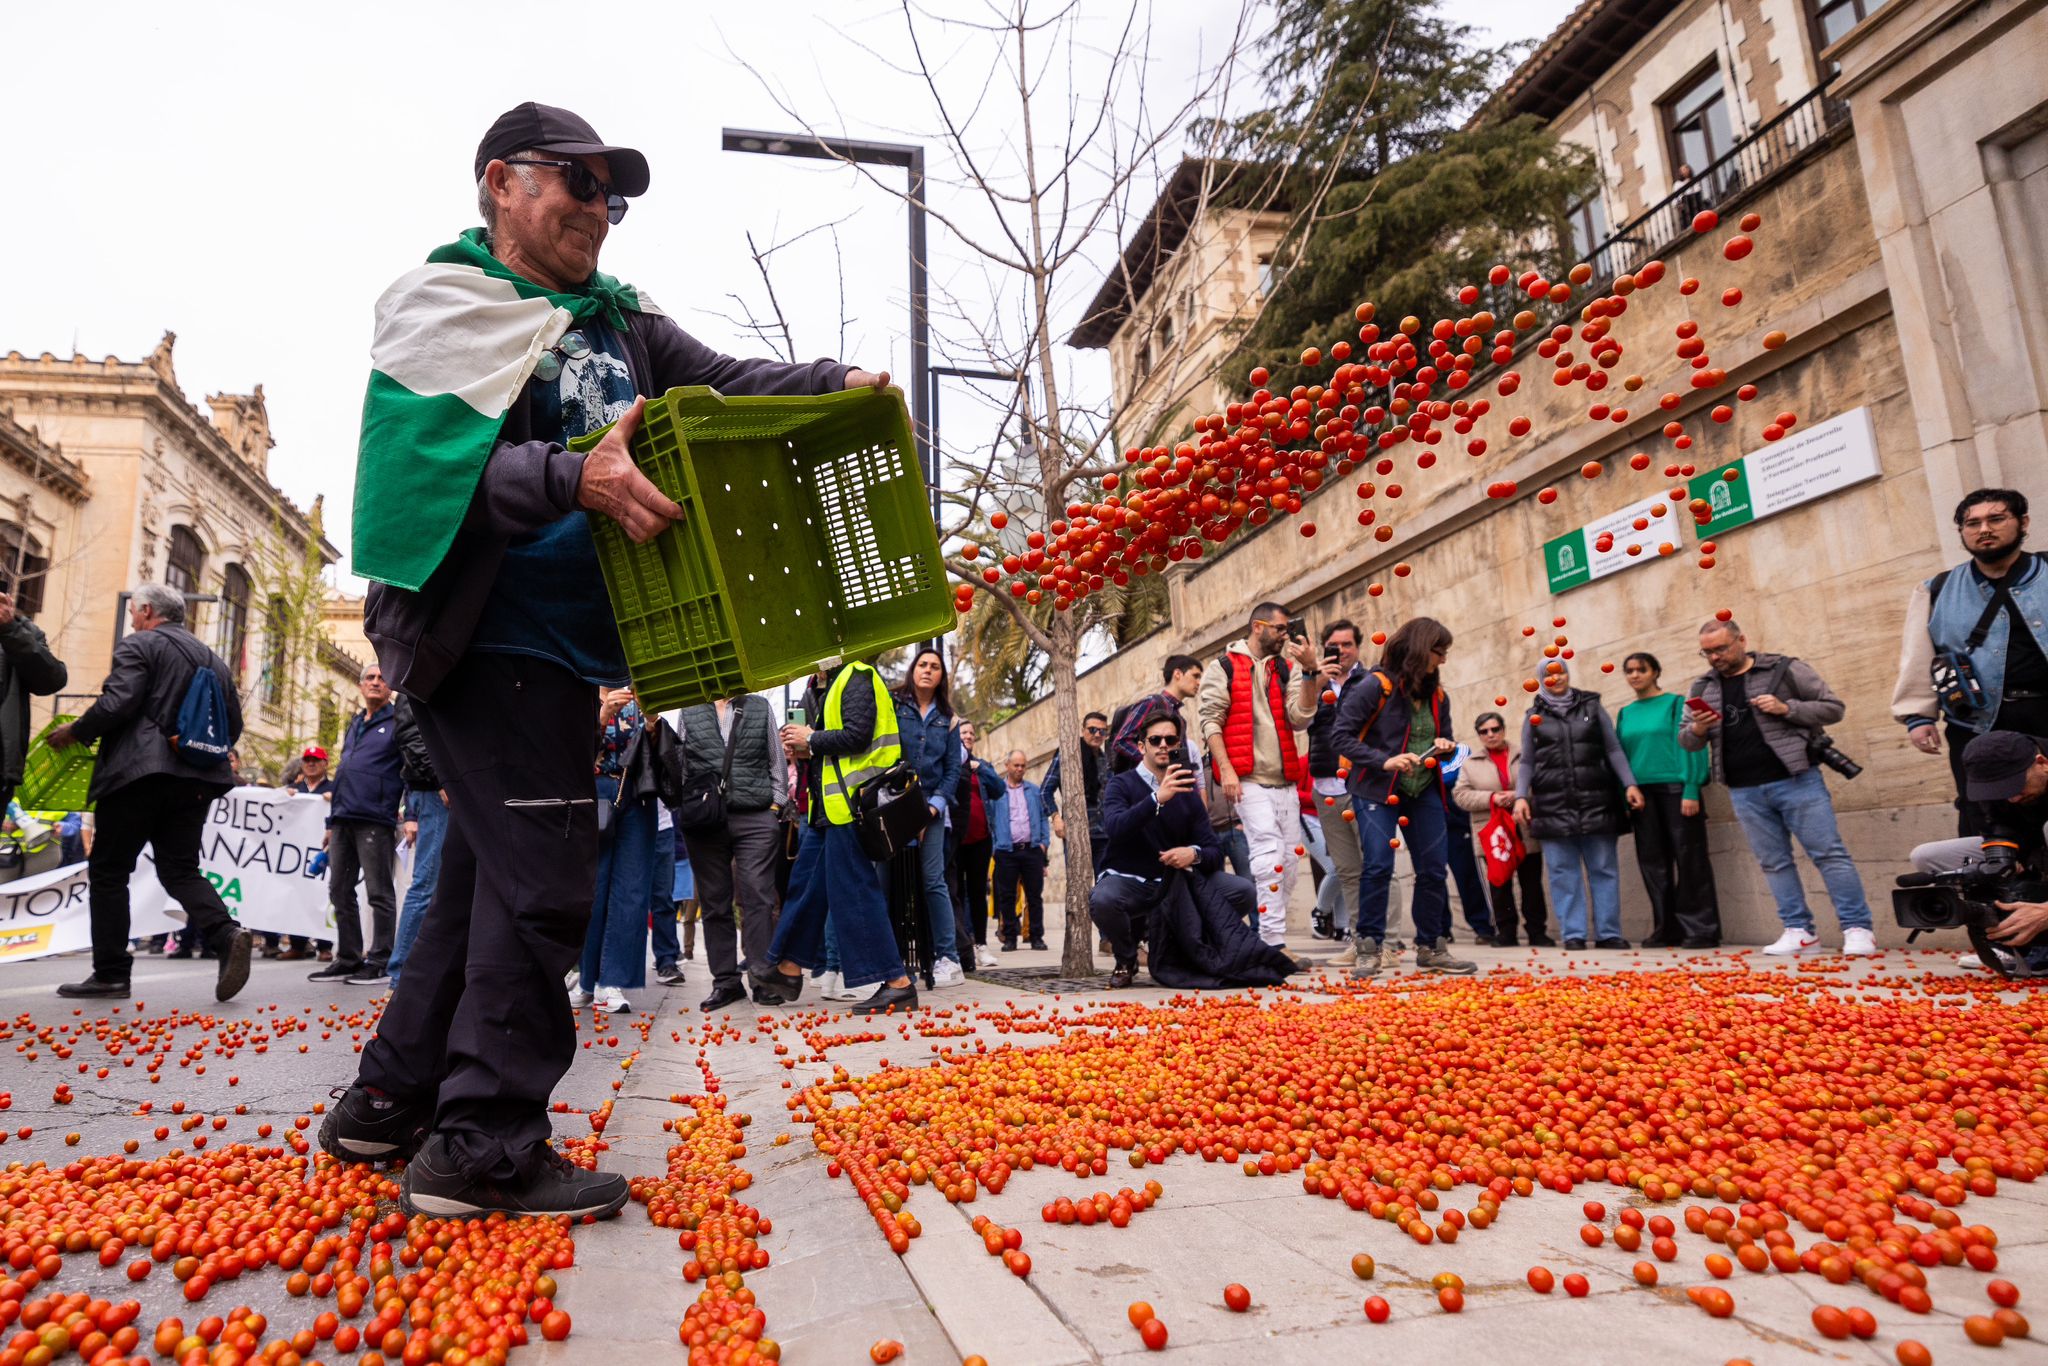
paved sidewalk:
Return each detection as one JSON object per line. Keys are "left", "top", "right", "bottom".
{"left": 1, "top": 931, "right": 2040, "bottom": 1365}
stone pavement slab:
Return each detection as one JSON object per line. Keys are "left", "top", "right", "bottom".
{"left": 1, "top": 933, "right": 2041, "bottom": 1365}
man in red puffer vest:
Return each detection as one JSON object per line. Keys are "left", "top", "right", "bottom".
{"left": 1198, "top": 602, "right": 1322, "bottom": 945}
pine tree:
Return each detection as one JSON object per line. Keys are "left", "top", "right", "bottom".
{"left": 1213, "top": 0, "right": 1596, "bottom": 389}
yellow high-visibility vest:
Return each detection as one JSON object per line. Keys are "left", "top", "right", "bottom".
{"left": 817, "top": 663, "right": 902, "bottom": 826}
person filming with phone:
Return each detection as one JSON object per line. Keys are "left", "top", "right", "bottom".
{"left": 1092, "top": 711, "right": 1292, "bottom": 989}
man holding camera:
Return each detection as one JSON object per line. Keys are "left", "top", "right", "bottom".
{"left": 1904, "top": 730, "right": 2048, "bottom": 974}
{"left": 1893, "top": 489, "right": 2047, "bottom": 832}
{"left": 1199, "top": 602, "right": 1322, "bottom": 946}
{"left": 1090, "top": 710, "right": 1254, "bottom": 987}
{"left": 1682, "top": 617, "right": 1876, "bottom": 956}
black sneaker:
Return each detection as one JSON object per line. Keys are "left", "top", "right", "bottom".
{"left": 1527, "top": 934, "right": 1557, "bottom": 947}
{"left": 344, "top": 965, "right": 391, "bottom": 986}
{"left": 699, "top": 982, "right": 747, "bottom": 1012}
{"left": 400, "top": 1137, "right": 629, "bottom": 1220}
{"left": 654, "top": 962, "right": 686, "bottom": 986}
{"left": 1680, "top": 936, "right": 1721, "bottom": 949}
{"left": 214, "top": 929, "right": 255, "bottom": 1002}
{"left": 319, "top": 1083, "right": 433, "bottom": 1164}
{"left": 1028, "top": 940, "right": 1049, "bottom": 951}
{"left": 309, "top": 961, "right": 359, "bottom": 982}
{"left": 57, "top": 975, "right": 130, "bottom": 999}
{"left": 852, "top": 982, "right": 919, "bottom": 1016}
{"left": 1563, "top": 938, "right": 1587, "bottom": 951}
{"left": 1595, "top": 937, "right": 1632, "bottom": 950}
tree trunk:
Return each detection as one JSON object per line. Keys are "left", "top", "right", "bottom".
{"left": 1046, "top": 614, "right": 1096, "bottom": 978}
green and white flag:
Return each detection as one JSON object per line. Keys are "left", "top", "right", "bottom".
{"left": 351, "top": 228, "right": 662, "bottom": 591}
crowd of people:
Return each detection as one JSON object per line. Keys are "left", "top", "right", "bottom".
{"left": 14, "top": 96, "right": 2041, "bottom": 1228}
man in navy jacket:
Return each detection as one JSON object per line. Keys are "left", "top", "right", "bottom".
{"left": 1091, "top": 711, "right": 1246, "bottom": 986}
{"left": 314, "top": 664, "right": 405, "bottom": 986}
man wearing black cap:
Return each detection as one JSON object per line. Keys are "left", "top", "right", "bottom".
{"left": 1906, "top": 730, "right": 2048, "bottom": 971}
{"left": 324, "top": 103, "right": 889, "bottom": 1220}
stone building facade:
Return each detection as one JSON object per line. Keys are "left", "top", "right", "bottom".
{"left": 993, "top": 0, "right": 2048, "bottom": 946}
{"left": 0, "top": 333, "right": 350, "bottom": 782}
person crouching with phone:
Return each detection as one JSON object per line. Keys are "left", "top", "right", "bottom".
{"left": 1090, "top": 708, "right": 1249, "bottom": 987}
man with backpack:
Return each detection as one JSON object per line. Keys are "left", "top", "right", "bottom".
{"left": 50, "top": 582, "right": 252, "bottom": 1001}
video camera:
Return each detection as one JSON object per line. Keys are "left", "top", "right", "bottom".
{"left": 1891, "top": 841, "right": 2047, "bottom": 979}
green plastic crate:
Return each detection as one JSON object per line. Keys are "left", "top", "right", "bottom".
{"left": 572, "top": 385, "right": 954, "bottom": 711}
{"left": 17, "top": 715, "right": 96, "bottom": 812}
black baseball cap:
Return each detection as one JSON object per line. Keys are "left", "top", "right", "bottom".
{"left": 474, "top": 103, "right": 650, "bottom": 197}
{"left": 1961, "top": 730, "right": 2045, "bottom": 801}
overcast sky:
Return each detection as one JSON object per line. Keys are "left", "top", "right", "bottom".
{"left": 3, "top": 0, "right": 1577, "bottom": 589}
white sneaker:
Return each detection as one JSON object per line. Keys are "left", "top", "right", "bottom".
{"left": 1840, "top": 928, "right": 1878, "bottom": 957}
{"left": 594, "top": 986, "right": 631, "bottom": 1014}
{"left": 1762, "top": 928, "right": 1821, "bottom": 956}
{"left": 930, "top": 957, "right": 965, "bottom": 987}
{"left": 820, "top": 971, "right": 863, "bottom": 1002}
{"left": 567, "top": 985, "right": 594, "bottom": 1009}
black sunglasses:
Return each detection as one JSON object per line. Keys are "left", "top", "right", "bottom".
{"left": 1476, "top": 726, "right": 1504, "bottom": 735}
{"left": 504, "top": 158, "right": 629, "bottom": 224}
{"left": 1142, "top": 734, "right": 1180, "bottom": 747}
{"left": 1085, "top": 725, "right": 1107, "bottom": 735}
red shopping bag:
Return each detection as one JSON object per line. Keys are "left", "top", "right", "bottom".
{"left": 1480, "top": 807, "right": 1525, "bottom": 887}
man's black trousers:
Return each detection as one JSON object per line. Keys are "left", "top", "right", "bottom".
{"left": 357, "top": 652, "right": 598, "bottom": 1182}
{"left": 89, "top": 774, "right": 240, "bottom": 983}
{"left": 993, "top": 845, "right": 1045, "bottom": 944}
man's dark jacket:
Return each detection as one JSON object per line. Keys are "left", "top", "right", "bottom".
{"left": 0, "top": 616, "right": 66, "bottom": 796}
{"left": 71, "top": 624, "right": 240, "bottom": 802}
{"left": 1098, "top": 766, "right": 1222, "bottom": 880}
{"left": 331, "top": 704, "right": 403, "bottom": 827}
{"left": 365, "top": 306, "right": 849, "bottom": 700}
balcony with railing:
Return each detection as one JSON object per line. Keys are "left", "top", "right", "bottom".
{"left": 1472, "top": 82, "right": 1854, "bottom": 345}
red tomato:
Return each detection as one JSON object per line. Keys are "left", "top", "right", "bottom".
{"left": 1527, "top": 1267, "right": 1554, "bottom": 1294}
{"left": 1563, "top": 1274, "right": 1590, "bottom": 1298}
{"left": 1362, "top": 1296, "right": 1390, "bottom": 1324}
{"left": 1139, "top": 1318, "right": 1168, "bottom": 1351}
{"left": 1222, "top": 1284, "right": 1251, "bottom": 1313}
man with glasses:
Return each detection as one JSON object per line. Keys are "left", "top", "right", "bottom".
{"left": 1199, "top": 601, "right": 1322, "bottom": 945}
{"left": 1090, "top": 712, "right": 1259, "bottom": 987}
{"left": 1044, "top": 711, "right": 1110, "bottom": 876}
{"left": 1306, "top": 620, "right": 1374, "bottom": 962}
{"left": 1894, "top": 489, "right": 2048, "bottom": 832}
{"left": 329, "top": 103, "right": 890, "bottom": 1222}
{"left": 1684, "top": 619, "right": 1875, "bottom": 956}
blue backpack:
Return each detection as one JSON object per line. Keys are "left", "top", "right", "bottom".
{"left": 165, "top": 634, "right": 233, "bottom": 767}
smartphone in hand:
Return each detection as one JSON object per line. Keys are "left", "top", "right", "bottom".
{"left": 786, "top": 705, "right": 806, "bottom": 725}
{"left": 1684, "top": 697, "right": 1721, "bottom": 722}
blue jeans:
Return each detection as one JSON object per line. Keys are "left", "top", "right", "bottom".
{"left": 1726, "top": 767, "right": 1873, "bottom": 932}
{"left": 1220, "top": 829, "right": 1251, "bottom": 878}
{"left": 1442, "top": 803, "right": 1496, "bottom": 936}
{"left": 581, "top": 777, "right": 656, "bottom": 990}
{"left": 1352, "top": 792, "right": 1451, "bottom": 946}
{"left": 649, "top": 836, "right": 679, "bottom": 969}
{"left": 916, "top": 811, "right": 959, "bottom": 962}
{"left": 770, "top": 822, "right": 905, "bottom": 990}
{"left": 1542, "top": 832, "right": 1623, "bottom": 942}
{"left": 385, "top": 791, "right": 450, "bottom": 988}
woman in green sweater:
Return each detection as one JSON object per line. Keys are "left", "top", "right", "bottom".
{"left": 1618, "top": 652, "right": 1721, "bottom": 947}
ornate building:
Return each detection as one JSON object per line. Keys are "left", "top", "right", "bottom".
{"left": 0, "top": 332, "right": 348, "bottom": 780}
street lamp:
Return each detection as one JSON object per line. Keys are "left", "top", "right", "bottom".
{"left": 719, "top": 127, "right": 931, "bottom": 520}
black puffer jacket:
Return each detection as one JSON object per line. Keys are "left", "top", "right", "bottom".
{"left": 0, "top": 616, "right": 66, "bottom": 796}
{"left": 1519, "top": 689, "right": 1635, "bottom": 840}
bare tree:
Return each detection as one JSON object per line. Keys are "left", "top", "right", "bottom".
{"left": 735, "top": 0, "right": 1354, "bottom": 975}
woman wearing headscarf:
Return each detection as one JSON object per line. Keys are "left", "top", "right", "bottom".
{"left": 1512, "top": 660, "right": 1644, "bottom": 949}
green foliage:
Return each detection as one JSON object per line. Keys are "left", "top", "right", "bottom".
{"left": 1207, "top": 0, "right": 1597, "bottom": 394}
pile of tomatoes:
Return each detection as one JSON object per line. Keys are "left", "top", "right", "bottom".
{"left": 800, "top": 967, "right": 2043, "bottom": 1356}
{"left": 0, "top": 1147, "right": 577, "bottom": 1366}
{"left": 628, "top": 1093, "right": 776, "bottom": 1364}
{"left": 955, "top": 212, "right": 1790, "bottom": 612}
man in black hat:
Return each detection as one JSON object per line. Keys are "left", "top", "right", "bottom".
{"left": 1906, "top": 730, "right": 2048, "bottom": 971}
{"left": 323, "top": 103, "right": 889, "bottom": 1221}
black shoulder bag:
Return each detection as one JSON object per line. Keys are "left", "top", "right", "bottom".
{"left": 674, "top": 701, "right": 744, "bottom": 835}
{"left": 853, "top": 763, "right": 928, "bottom": 861}
{"left": 1927, "top": 567, "right": 2007, "bottom": 720}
